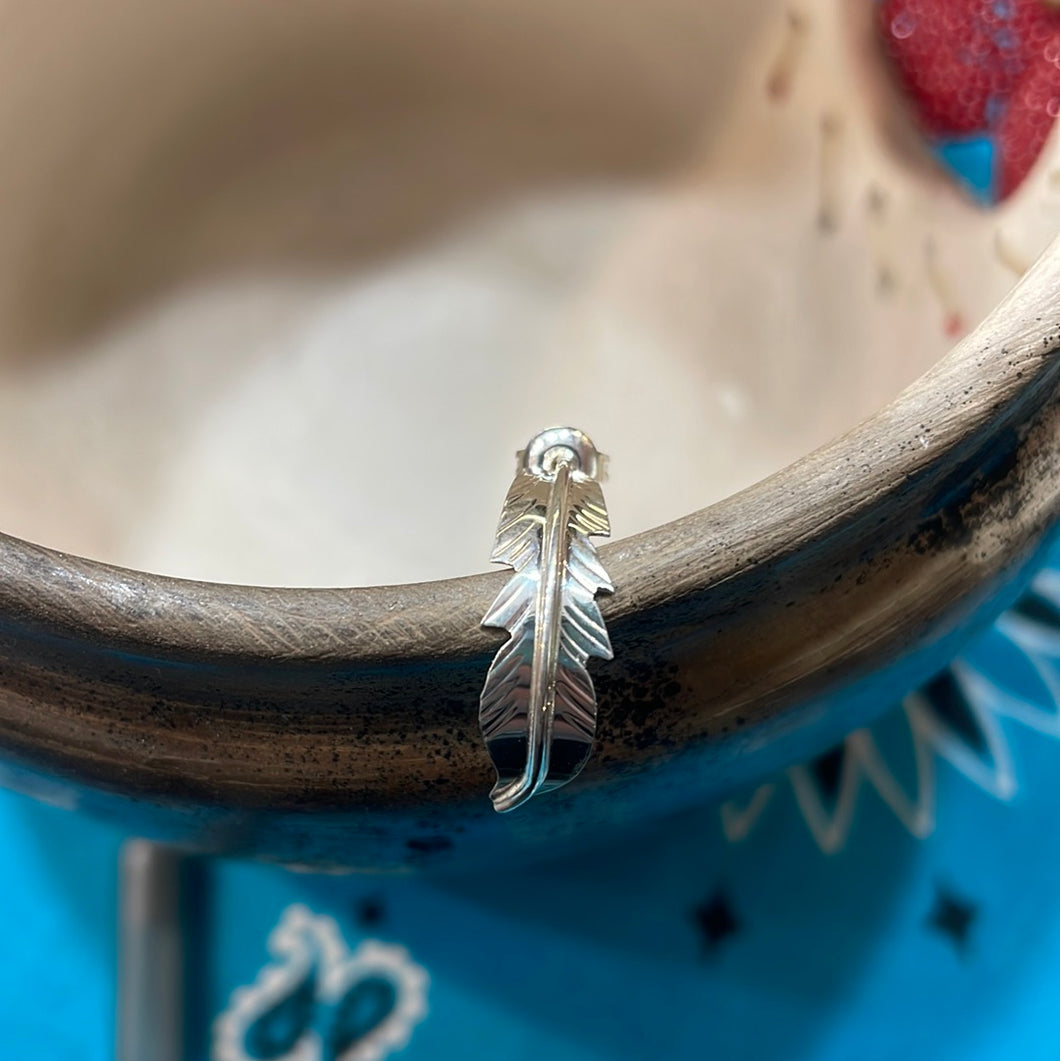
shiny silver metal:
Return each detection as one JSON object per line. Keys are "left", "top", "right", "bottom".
{"left": 479, "top": 427, "right": 614, "bottom": 812}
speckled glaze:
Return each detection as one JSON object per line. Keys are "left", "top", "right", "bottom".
{"left": 0, "top": 239, "right": 1058, "bottom": 870}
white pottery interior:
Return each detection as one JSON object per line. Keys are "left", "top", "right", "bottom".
{"left": 0, "top": 0, "right": 1057, "bottom": 587}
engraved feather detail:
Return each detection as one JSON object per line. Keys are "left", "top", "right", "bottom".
{"left": 479, "top": 430, "right": 613, "bottom": 813}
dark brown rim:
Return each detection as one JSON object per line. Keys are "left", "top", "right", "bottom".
{"left": 0, "top": 241, "right": 1059, "bottom": 831}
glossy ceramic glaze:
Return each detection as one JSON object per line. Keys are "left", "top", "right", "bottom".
{"left": 0, "top": 0, "right": 1059, "bottom": 869}
{"left": 0, "top": 244, "right": 1058, "bottom": 868}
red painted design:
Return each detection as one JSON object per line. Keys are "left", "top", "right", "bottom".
{"left": 879, "top": 0, "right": 1060, "bottom": 199}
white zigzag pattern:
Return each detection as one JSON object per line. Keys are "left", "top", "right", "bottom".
{"left": 721, "top": 567, "right": 1060, "bottom": 854}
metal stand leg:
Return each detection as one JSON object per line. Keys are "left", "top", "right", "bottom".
{"left": 118, "top": 841, "right": 185, "bottom": 1061}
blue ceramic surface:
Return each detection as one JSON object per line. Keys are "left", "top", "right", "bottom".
{"left": 6, "top": 536, "right": 1060, "bottom": 1059}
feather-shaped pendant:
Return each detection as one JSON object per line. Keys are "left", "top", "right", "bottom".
{"left": 479, "top": 427, "right": 614, "bottom": 813}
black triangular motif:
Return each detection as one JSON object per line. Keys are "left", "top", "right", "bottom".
{"left": 808, "top": 744, "right": 847, "bottom": 807}
{"left": 922, "top": 670, "right": 989, "bottom": 757}
{"left": 1010, "top": 588, "right": 1060, "bottom": 631}
{"left": 692, "top": 891, "right": 741, "bottom": 955}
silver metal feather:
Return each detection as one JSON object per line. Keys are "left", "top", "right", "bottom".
{"left": 479, "top": 427, "right": 613, "bottom": 812}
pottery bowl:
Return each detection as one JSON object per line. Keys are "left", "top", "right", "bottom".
{"left": 0, "top": 0, "right": 1058, "bottom": 870}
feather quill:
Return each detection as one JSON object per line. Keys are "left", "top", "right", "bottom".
{"left": 479, "top": 442, "right": 613, "bottom": 812}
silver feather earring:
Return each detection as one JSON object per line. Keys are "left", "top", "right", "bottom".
{"left": 478, "top": 427, "right": 614, "bottom": 812}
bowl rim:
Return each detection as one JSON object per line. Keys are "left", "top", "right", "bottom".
{"left": 1, "top": 242, "right": 1058, "bottom": 660}
{"left": 0, "top": 236, "right": 1059, "bottom": 861}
